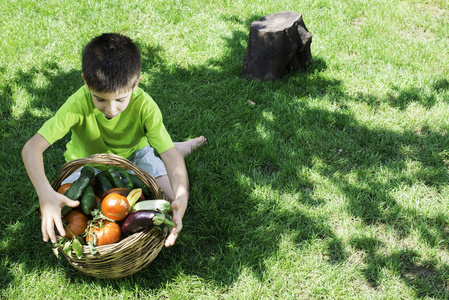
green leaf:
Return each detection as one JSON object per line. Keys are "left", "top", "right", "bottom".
{"left": 63, "top": 241, "right": 72, "bottom": 256}
{"left": 52, "top": 247, "right": 59, "bottom": 258}
{"left": 76, "top": 236, "right": 86, "bottom": 245}
{"left": 72, "top": 238, "right": 83, "bottom": 258}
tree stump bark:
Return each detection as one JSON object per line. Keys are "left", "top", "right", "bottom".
{"left": 240, "top": 11, "right": 313, "bottom": 81}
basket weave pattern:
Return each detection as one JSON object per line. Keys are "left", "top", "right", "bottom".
{"left": 52, "top": 153, "right": 167, "bottom": 279}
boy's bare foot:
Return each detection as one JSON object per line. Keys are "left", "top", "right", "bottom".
{"left": 174, "top": 136, "right": 207, "bottom": 158}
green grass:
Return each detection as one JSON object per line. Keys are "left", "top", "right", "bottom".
{"left": 1, "top": 0, "right": 449, "bottom": 299}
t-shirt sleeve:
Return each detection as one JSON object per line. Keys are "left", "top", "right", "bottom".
{"left": 141, "top": 98, "right": 174, "bottom": 154}
{"left": 37, "top": 99, "right": 81, "bottom": 145}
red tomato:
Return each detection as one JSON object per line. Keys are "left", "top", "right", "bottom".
{"left": 101, "top": 193, "right": 131, "bottom": 221}
{"left": 86, "top": 220, "right": 121, "bottom": 246}
{"left": 62, "top": 210, "right": 88, "bottom": 239}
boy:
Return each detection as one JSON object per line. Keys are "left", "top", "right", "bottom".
{"left": 21, "top": 33, "right": 206, "bottom": 247}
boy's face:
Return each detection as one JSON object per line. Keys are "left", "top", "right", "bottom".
{"left": 89, "top": 89, "right": 133, "bottom": 119}
{"left": 83, "top": 74, "right": 141, "bottom": 119}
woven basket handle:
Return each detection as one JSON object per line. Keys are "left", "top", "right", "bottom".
{"left": 51, "top": 153, "right": 162, "bottom": 199}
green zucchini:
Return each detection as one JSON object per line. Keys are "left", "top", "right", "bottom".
{"left": 65, "top": 166, "right": 96, "bottom": 200}
{"left": 61, "top": 166, "right": 96, "bottom": 216}
{"left": 131, "top": 199, "right": 172, "bottom": 213}
{"left": 106, "top": 166, "right": 134, "bottom": 190}
{"left": 80, "top": 183, "right": 96, "bottom": 215}
{"left": 129, "top": 173, "right": 151, "bottom": 197}
{"left": 95, "top": 171, "right": 114, "bottom": 196}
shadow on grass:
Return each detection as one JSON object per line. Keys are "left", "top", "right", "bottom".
{"left": 353, "top": 78, "right": 449, "bottom": 110}
{"left": 0, "top": 60, "right": 82, "bottom": 289}
{"left": 134, "top": 16, "right": 449, "bottom": 297}
{"left": 141, "top": 16, "right": 449, "bottom": 297}
{"left": 2, "top": 14, "right": 449, "bottom": 298}
{"left": 350, "top": 237, "right": 449, "bottom": 298}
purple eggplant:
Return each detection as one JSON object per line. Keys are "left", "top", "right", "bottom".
{"left": 121, "top": 210, "right": 176, "bottom": 236}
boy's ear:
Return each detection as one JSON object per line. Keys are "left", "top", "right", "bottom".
{"left": 81, "top": 73, "right": 90, "bottom": 90}
{"left": 133, "top": 76, "right": 142, "bottom": 91}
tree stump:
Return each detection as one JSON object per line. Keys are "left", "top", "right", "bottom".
{"left": 240, "top": 11, "right": 313, "bottom": 81}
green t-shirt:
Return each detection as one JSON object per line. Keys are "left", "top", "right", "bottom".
{"left": 38, "top": 86, "right": 174, "bottom": 161}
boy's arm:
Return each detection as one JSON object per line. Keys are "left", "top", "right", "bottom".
{"left": 21, "top": 133, "right": 79, "bottom": 243}
{"left": 159, "top": 147, "right": 189, "bottom": 247}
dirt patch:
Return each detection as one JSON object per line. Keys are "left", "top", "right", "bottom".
{"left": 421, "top": 1, "right": 448, "bottom": 18}
{"left": 398, "top": 26, "right": 435, "bottom": 41}
{"left": 351, "top": 15, "right": 367, "bottom": 29}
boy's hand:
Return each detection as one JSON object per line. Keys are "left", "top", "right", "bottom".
{"left": 165, "top": 198, "right": 186, "bottom": 247}
{"left": 159, "top": 146, "right": 190, "bottom": 247}
{"left": 39, "top": 190, "right": 80, "bottom": 243}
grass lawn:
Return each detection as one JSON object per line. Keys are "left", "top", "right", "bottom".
{"left": 1, "top": 0, "right": 449, "bottom": 299}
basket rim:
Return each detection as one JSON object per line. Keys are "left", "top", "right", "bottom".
{"left": 51, "top": 153, "right": 163, "bottom": 198}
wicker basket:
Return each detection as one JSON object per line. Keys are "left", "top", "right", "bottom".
{"left": 51, "top": 153, "right": 168, "bottom": 279}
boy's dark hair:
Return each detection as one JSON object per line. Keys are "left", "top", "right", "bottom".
{"left": 82, "top": 33, "right": 141, "bottom": 93}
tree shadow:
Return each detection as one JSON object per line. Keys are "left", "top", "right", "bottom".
{"left": 352, "top": 77, "right": 449, "bottom": 111}
{"left": 350, "top": 237, "right": 449, "bottom": 298}
{"left": 138, "top": 14, "right": 449, "bottom": 296}
{"left": 248, "top": 76, "right": 449, "bottom": 297}
{"left": 131, "top": 21, "right": 349, "bottom": 283}
{"left": 0, "top": 60, "right": 83, "bottom": 289}
{"left": 2, "top": 13, "right": 449, "bottom": 298}
{"left": 387, "top": 86, "right": 437, "bottom": 110}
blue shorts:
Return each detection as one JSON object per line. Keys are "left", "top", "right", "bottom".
{"left": 61, "top": 146, "right": 167, "bottom": 184}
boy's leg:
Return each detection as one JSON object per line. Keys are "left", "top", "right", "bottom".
{"left": 173, "top": 136, "right": 207, "bottom": 158}
{"left": 130, "top": 137, "right": 206, "bottom": 201}
{"left": 154, "top": 137, "right": 206, "bottom": 201}
{"left": 129, "top": 146, "right": 174, "bottom": 201}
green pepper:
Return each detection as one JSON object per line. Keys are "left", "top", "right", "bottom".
{"left": 106, "top": 166, "right": 134, "bottom": 190}
{"left": 129, "top": 173, "right": 152, "bottom": 198}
